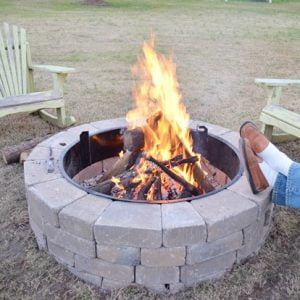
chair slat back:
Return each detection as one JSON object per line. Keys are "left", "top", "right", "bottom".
{"left": 0, "top": 23, "right": 28, "bottom": 98}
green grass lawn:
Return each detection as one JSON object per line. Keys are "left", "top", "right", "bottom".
{"left": 0, "top": 0, "right": 300, "bottom": 299}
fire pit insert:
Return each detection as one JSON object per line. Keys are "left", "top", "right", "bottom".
{"left": 60, "top": 125, "right": 242, "bottom": 203}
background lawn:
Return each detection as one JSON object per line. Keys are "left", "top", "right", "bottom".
{"left": 0, "top": 0, "right": 299, "bottom": 299}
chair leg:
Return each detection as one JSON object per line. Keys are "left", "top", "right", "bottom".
{"left": 271, "top": 133, "right": 298, "bottom": 143}
{"left": 56, "top": 106, "right": 76, "bottom": 128}
{"left": 39, "top": 105, "right": 76, "bottom": 128}
{"left": 262, "top": 124, "right": 298, "bottom": 143}
{"left": 262, "top": 124, "right": 274, "bottom": 141}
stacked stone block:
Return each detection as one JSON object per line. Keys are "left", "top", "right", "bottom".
{"left": 24, "top": 119, "right": 273, "bottom": 294}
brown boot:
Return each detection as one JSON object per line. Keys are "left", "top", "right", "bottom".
{"left": 239, "top": 138, "right": 269, "bottom": 194}
{"left": 240, "top": 121, "right": 269, "bottom": 153}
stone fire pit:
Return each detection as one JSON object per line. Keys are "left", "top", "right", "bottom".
{"left": 24, "top": 118, "right": 273, "bottom": 294}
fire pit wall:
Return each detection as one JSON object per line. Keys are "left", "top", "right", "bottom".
{"left": 24, "top": 118, "right": 273, "bottom": 294}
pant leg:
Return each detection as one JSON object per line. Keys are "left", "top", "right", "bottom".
{"left": 286, "top": 162, "right": 300, "bottom": 209}
{"left": 272, "top": 173, "right": 287, "bottom": 206}
{"left": 272, "top": 162, "right": 300, "bottom": 209}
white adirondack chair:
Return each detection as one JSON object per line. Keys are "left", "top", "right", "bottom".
{"left": 0, "top": 23, "right": 76, "bottom": 128}
{"left": 255, "top": 78, "right": 300, "bottom": 142}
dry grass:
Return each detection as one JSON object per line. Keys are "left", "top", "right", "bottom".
{"left": 0, "top": 0, "right": 300, "bottom": 299}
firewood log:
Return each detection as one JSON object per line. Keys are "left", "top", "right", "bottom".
{"left": 162, "top": 155, "right": 183, "bottom": 166}
{"left": 153, "top": 176, "right": 163, "bottom": 200}
{"left": 146, "top": 111, "right": 216, "bottom": 192}
{"left": 96, "top": 150, "right": 140, "bottom": 184}
{"left": 147, "top": 156, "right": 201, "bottom": 196}
{"left": 19, "top": 149, "right": 33, "bottom": 164}
{"left": 1, "top": 134, "right": 52, "bottom": 164}
{"left": 92, "top": 173, "right": 142, "bottom": 195}
{"left": 179, "top": 190, "right": 193, "bottom": 199}
{"left": 201, "top": 158, "right": 230, "bottom": 186}
{"left": 170, "top": 156, "right": 198, "bottom": 167}
{"left": 91, "top": 179, "right": 115, "bottom": 194}
{"left": 123, "top": 127, "right": 144, "bottom": 152}
{"left": 137, "top": 176, "right": 157, "bottom": 200}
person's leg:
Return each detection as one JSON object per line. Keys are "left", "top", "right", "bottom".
{"left": 258, "top": 144, "right": 293, "bottom": 177}
{"left": 271, "top": 163, "right": 300, "bottom": 209}
{"left": 259, "top": 160, "right": 278, "bottom": 187}
{"left": 285, "top": 162, "right": 300, "bottom": 209}
{"left": 272, "top": 172, "right": 288, "bottom": 206}
{"left": 240, "top": 122, "right": 300, "bottom": 208}
{"left": 239, "top": 138, "right": 269, "bottom": 194}
{"left": 240, "top": 122, "right": 293, "bottom": 176}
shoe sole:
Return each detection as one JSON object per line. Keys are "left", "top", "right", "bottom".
{"left": 239, "top": 138, "right": 259, "bottom": 194}
{"left": 239, "top": 120, "right": 257, "bottom": 137}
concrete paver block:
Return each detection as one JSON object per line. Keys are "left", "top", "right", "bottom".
{"left": 162, "top": 202, "right": 206, "bottom": 247}
{"left": 94, "top": 202, "right": 162, "bottom": 248}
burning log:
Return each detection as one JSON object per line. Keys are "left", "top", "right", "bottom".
{"left": 169, "top": 156, "right": 198, "bottom": 167}
{"left": 153, "top": 176, "right": 162, "bottom": 200}
{"left": 179, "top": 190, "right": 193, "bottom": 199}
{"left": 123, "top": 127, "right": 144, "bottom": 152}
{"left": 96, "top": 150, "right": 140, "bottom": 184}
{"left": 147, "top": 156, "right": 201, "bottom": 196}
{"left": 146, "top": 111, "right": 216, "bottom": 193}
{"left": 92, "top": 169, "right": 142, "bottom": 195}
{"left": 137, "top": 175, "right": 157, "bottom": 200}
{"left": 201, "top": 157, "right": 230, "bottom": 187}
{"left": 91, "top": 179, "right": 115, "bottom": 194}
{"left": 147, "top": 110, "right": 162, "bottom": 130}
{"left": 162, "top": 155, "right": 183, "bottom": 166}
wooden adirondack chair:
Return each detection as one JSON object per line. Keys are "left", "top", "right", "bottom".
{"left": 255, "top": 78, "right": 300, "bottom": 142}
{"left": 0, "top": 23, "right": 75, "bottom": 128}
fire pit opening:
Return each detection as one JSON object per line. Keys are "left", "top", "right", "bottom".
{"left": 60, "top": 37, "right": 242, "bottom": 203}
{"left": 60, "top": 125, "right": 242, "bottom": 203}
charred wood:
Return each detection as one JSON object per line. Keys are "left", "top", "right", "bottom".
{"left": 179, "top": 190, "right": 193, "bottom": 199}
{"left": 137, "top": 175, "right": 157, "bottom": 200}
{"left": 147, "top": 156, "right": 201, "bottom": 196}
{"left": 153, "top": 176, "right": 163, "bottom": 200}
{"left": 170, "top": 156, "right": 198, "bottom": 167}
{"left": 96, "top": 150, "right": 140, "bottom": 183}
{"left": 91, "top": 179, "right": 115, "bottom": 194}
{"left": 146, "top": 113, "right": 215, "bottom": 193}
{"left": 162, "top": 155, "right": 183, "bottom": 166}
{"left": 200, "top": 157, "right": 230, "bottom": 187}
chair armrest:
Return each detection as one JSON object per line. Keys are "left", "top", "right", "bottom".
{"left": 255, "top": 78, "right": 300, "bottom": 87}
{"left": 31, "top": 64, "right": 75, "bottom": 74}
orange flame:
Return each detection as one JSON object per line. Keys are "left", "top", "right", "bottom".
{"left": 111, "top": 176, "right": 126, "bottom": 197}
{"left": 126, "top": 36, "right": 200, "bottom": 187}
